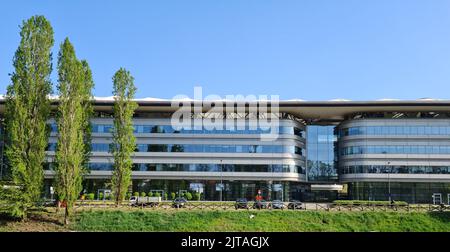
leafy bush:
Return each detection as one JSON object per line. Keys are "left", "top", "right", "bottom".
{"left": 148, "top": 192, "right": 153, "bottom": 197}
{"left": 170, "top": 192, "right": 176, "bottom": 200}
{"left": 98, "top": 192, "right": 104, "bottom": 200}
{"left": 0, "top": 185, "right": 26, "bottom": 219}
{"left": 164, "top": 193, "right": 168, "bottom": 200}
{"left": 193, "top": 192, "right": 201, "bottom": 201}
{"left": 87, "top": 193, "right": 95, "bottom": 200}
{"left": 154, "top": 192, "right": 161, "bottom": 198}
{"left": 140, "top": 192, "right": 146, "bottom": 197}
{"left": 185, "top": 192, "right": 193, "bottom": 200}
{"left": 125, "top": 192, "right": 131, "bottom": 200}
{"left": 133, "top": 192, "right": 139, "bottom": 197}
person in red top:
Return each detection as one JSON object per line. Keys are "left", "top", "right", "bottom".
{"left": 255, "top": 194, "right": 263, "bottom": 201}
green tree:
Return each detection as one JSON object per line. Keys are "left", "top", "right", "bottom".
{"left": 54, "top": 38, "right": 93, "bottom": 225}
{"left": 110, "top": 68, "right": 137, "bottom": 206}
{"left": 4, "top": 16, "right": 54, "bottom": 219}
{"left": 80, "top": 60, "right": 94, "bottom": 170}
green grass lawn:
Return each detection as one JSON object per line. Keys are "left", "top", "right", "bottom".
{"left": 72, "top": 209, "right": 450, "bottom": 232}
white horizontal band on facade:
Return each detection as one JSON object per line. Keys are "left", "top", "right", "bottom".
{"left": 311, "top": 184, "right": 344, "bottom": 191}
{"left": 340, "top": 174, "right": 450, "bottom": 183}
{"left": 45, "top": 158, "right": 303, "bottom": 166}
{"left": 43, "top": 170, "right": 306, "bottom": 182}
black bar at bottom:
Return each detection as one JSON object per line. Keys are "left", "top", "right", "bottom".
{"left": 0, "top": 232, "right": 448, "bottom": 250}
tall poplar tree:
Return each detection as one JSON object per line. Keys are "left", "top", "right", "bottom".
{"left": 5, "top": 16, "right": 54, "bottom": 219}
{"left": 54, "top": 38, "right": 93, "bottom": 225}
{"left": 110, "top": 68, "right": 137, "bottom": 206}
{"left": 80, "top": 60, "right": 94, "bottom": 170}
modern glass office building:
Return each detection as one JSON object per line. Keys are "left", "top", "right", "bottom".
{"left": 1, "top": 98, "right": 450, "bottom": 204}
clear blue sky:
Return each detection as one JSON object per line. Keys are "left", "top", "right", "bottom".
{"left": 1, "top": 0, "right": 450, "bottom": 100}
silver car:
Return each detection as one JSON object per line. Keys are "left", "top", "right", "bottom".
{"left": 271, "top": 200, "right": 285, "bottom": 209}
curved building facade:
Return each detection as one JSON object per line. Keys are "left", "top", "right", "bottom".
{"left": 1, "top": 98, "right": 450, "bottom": 203}
{"left": 338, "top": 118, "right": 450, "bottom": 203}
{"left": 43, "top": 116, "right": 307, "bottom": 201}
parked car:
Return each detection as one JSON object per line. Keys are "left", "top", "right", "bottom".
{"left": 287, "top": 200, "right": 303, "bottom": 210}
{"left": 235, "top": 198, "right": 249, "bottom": 209}
{"left": 253, "top": 200, "right": 269, "bottom": 209}
{"left": 270, "top": 200, "right": 285, "bottom": 209}
{"left": 172, "top": 197, "right": 187, "bottom": 208}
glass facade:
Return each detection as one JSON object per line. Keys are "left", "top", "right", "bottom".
{"left": 34, "top": 118, "right": 308, "bottom": 202}
{"left": 50, "top": 123, "right": 305, "bottom": 137}
{"left": 4, "top": 114, "right": 450, "bottom": 204}
{"left": 338, "top": 119, "right": 450, "bottom": 203}
{"left": 44, "top": 162, "right": 305, "bottom": 174}
{"left": 341, "top": 145, "right": 450, "bottom": 155}
{"left": 78, "top": 179, "right": 295, "bottom": 201}
{"left": 341, "top": 165, "right": 450, "bottom": 174}
{"left": 46, "top": 143, "right": 303, "bottom": 155}
{"left": 132, "top": 163, "right": 305, "bottom": 173}
{"left": 339, "top": 125, "right": 450, "bottom": 137}
{"left": 349, "top": 182, "right": 450, "bottom": 204}
{"left": 306, "top": 125, "right": 338, "bottom": 181}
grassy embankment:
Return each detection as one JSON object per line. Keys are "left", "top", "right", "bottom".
{"left": 72, "top": 209, "right": 450, "bottom": 232}
{"left": 1, "top": 208, "right": 449, "bottom": 232}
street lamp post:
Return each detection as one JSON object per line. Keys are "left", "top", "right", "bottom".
{"left": 388, "top": 173, "right": 391, "bottom": 202}
{"left": 387, "top": 161, "right": 391, "bottom": 202}
{"left": 220, "top": 159, "right": 223, "bottom": 202}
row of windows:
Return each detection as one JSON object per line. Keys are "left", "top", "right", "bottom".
{"left": 44, "top": 163, "right": 305, "bottom": 174}
{"left": 341, "top": 165, "right": 450, "bottom": 174}
{"left": 339, "top": 125, "right": 450, "bottom": 137}
{"left": 46, "top": 143, "right": 303, "bottom": 155}
{"left": 306, "top": 125, "right": 338, "bottom": 181}
{"left": 348, "top": 182, "right": 450, "bottom": 204}
{"left": 341, "top": 145, "right": 450, "bottom": 155}
{"left": 50, "top": 123, "right": 305, "bottom": 137}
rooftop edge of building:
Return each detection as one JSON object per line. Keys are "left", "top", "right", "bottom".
{"left": 1, "top": 96, "right": 450, "bottom": 121}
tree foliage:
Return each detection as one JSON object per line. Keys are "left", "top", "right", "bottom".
{"left": 4, "top": 16, "right": 54, "bottom": 219}
{"left": 80, "top": 60, "right": 94, "bottom": 170}
{"left": 54, "top": 38, "right": 93, "bottom": 225}
{"left": 110, "top": 68, "right": 137, "bottom": 206}
{"left": 0, "top": 184, "right": 26, "bottom": 218}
